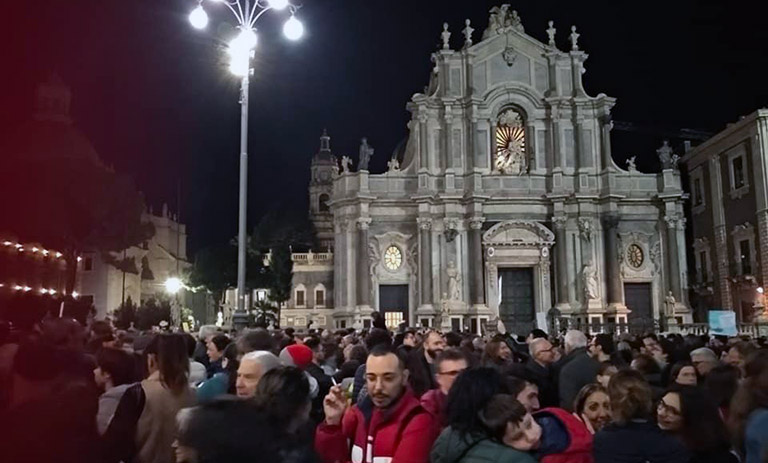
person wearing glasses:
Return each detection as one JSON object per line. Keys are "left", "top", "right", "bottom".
{"left": 421, "top": 349, "right": 469, "bottom": 428}
{"left": 657, "top": 386, "right": 737, "bottom": 463}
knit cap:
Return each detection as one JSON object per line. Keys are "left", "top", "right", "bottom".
{"left": 279, "top": 343, "right": 313, "bottom": 370}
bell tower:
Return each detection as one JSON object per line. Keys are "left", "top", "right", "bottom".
{"left": 309, "top": 130, "right": 336, "bottom": 249}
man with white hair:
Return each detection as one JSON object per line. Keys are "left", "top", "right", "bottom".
{"left": 236, "top": 350, "right": 280, "bottom": 398}
{"left": 524, "top": 337, "right": 559, "bottom": 407}
{"left": 558, "top": 330, "right": 600, "bottom": 410}
{"left": 690, "top": 346, "right": 720, "bottom": 378}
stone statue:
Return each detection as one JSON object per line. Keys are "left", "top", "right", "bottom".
{"left": 331, "top": 161, "right": 340, "bottom": 177}
{"left": 671, "top": 154, "right": 680, "bottom": 170}
{"left": 569, "top": 25, "right": 580, "bottom": 51}
{"left": 582, "top": 260, "right": 599, "bottom": 300}
{"left": 462, "top": 19, "right": 474, "bottom": 48}
{"left": 626, "top": 156, "right": 637, "bottom": 172}
{"left": 507, "top": 9, "right": 523, "bottom": 31}
{"left": 447, "top": 261, "right": 462, "bottom": 301}
{"left": 546, "top": 21, "right": 556, "bottom": 47}
{"left": 578, "top": 218, "right": 593, "bottom": 242}
{"left": 387, "top": 157, "right": 400, "bottom": 172}
{"left": 657, "top": 140, "right": 674, "bottom": 169}
{"left": 664, "top": 291, "right": 676, "bottom": 317}
{"left": 340, "top": 155, "right": 352, "bottom": 173}
{"left": 358, "top": 138, "right": 373, "bottom": 171}
{"left": 441, "top": 23, "right": 451, "bottom": 50}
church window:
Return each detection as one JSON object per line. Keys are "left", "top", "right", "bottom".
{"left": 693, "top": 178, "right": 703, "bottom": 206}
{"left": 733, "top": 156, "right": 745, "bottom": 189}
{"left": 295, "top": 289, "right": 306, "bottom": 307}
{"left": 315, "top": 288, "right": 325, "bottom": 307}
{"left": 740, "top": 239, "right": 752, "bottom": 275}
{"left": 626, "top": 244, "right": 644, "bottom": 269}
{"left": 494, "top": 109, "right": 527, "bottom": 175}
{"left": 319, "top": 194, "right": 330, "bottom": 212}
{"left": 384, "top": 246, "right": 402, "bottom": 271}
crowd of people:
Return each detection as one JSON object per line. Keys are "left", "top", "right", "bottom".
{"left": 1, "top": 310, "right": 768, "bottom": 463}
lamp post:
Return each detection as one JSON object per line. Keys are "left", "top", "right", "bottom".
{"left": 188, "top": 0, "right": 304, "bottom": 331}
{"left": 165, "top": 276, "right": 183, "bottom": 329}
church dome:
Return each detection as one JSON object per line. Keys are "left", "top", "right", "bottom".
{"left": 4, "top": 74, "right": 103, "bottom": 168}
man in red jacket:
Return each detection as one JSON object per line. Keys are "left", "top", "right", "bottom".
{"left": 315, "top": 345, "right": 437, "bottom": 463}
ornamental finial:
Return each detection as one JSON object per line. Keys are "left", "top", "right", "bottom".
{"left": 569, "top": 25, "right": 580, "bottom": 51}
{"left": 462, "top": 19, "right": 474, "bottom": 48}
{"left": 546, "top": 20, "right": 556, "bottom": 47}
{"left": 441, "top": 22, "right": 451, "bottom": 50}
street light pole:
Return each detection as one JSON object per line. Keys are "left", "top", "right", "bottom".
{"left": 187, "top": 0, "right": 304, "bottom": 331}
{"left": 235, "top": 72, "right": 250, "bottom": 328}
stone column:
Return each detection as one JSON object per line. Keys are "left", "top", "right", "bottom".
{"left": 600, "top": 114, "right": 613, "bottom": 171}
{"left": 417, "top": 218, "right": 433, "bottom": 306}
{"left": 469, "top": 218, "right": 485, "bottom": 306}
{"left": 664, "top": 214, "right": 682, "bottom": 300}
{"left": 553, "top": 216, "right": 569, "bottom": 306}
{"left": 356, "top": 218, "right": 371, "bottom": 307}
{"left": 603, "top": 215, "right": 622, "bottom": 305}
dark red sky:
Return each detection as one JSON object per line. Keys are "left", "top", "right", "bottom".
{"left": 3, "top": 0, "right": 767, "bottom": 253}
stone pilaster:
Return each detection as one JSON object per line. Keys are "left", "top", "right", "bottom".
{"left": 552, "top": 215, "right": 569, "bottom": 307}
{"left": 600, "top": 114, "right": 613, "bottom": 171}
{"left": 417, "top": 217, "right": 433, "bottom": 306}
{"left": 709, "top": 155, "right": 732, "bottom": 309}
{"left": 602, "top": 215, "right": 622, "bottom": 306}
{"left": 356, "top": 218, "right": 371, "bottom": 307}
{"left": 664, "top": 214, "right": 682, "bottom": 301}
{"left": 469, "top": 218, "right": 485, "bottom": 306}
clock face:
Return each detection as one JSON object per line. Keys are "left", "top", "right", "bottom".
{"left": 627, "top": 244, "right": 644, "bottom": 268}
{"left": 384, "top": 246, "right": 402, "bottom": 271}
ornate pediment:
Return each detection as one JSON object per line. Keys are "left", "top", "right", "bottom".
{"left": 483, "top": 220, "right": 554, "bottom": 247}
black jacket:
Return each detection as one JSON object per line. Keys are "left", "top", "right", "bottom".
{"left": 558, "top": 348, "right": 600, "bottom": 410}
{"left": 406, "top": 347, "right": 438, "bottom": 397}
{"left": 524, "top": 359, "right": 558, "bottom": 408}
{"left": 593, "top": 420, "right": 689, "bottom": 463}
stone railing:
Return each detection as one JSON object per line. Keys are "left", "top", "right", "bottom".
{"left": 291, "top": 251, "right": 333, "bottom": 265}
{"left": 562, "top": 318, "right": 768, "bottom": 337}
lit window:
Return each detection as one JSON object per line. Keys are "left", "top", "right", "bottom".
{"left": 384, "top": 312, "right": 404, "bottom": 329}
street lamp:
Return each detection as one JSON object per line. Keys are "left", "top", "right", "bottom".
{"left": 188, "top": 0, "right": 304, "bottom": 330}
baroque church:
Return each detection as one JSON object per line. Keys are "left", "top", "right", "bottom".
{"left": 294, "top": 5, "right": 690, "bottom": 334}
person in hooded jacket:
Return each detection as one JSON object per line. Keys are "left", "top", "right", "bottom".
{"left": 431, "top": 368, "right": 536, "bottom": 463}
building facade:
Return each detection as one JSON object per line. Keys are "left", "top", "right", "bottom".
{"left": 79, "top": 204, "right": 190, "bottom": 319}
{"left": 681, "top": 110, "right": 768, "bottom": 323}
{"left": 297, "top": 6, "right": 691, "bottom": 334}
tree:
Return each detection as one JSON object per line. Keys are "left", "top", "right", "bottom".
{"left": 113, "top": 295, "right": 138, "bottom": 330}
{"left": 0, "top": 155, "right": 154, "bottom": 294}
{"left": 186, "top": 241, "right": 266, "bottom": 320}
{"left": 251, "top": 300, "right": 278, "bottom": 328}
{"left": 252, "top": 209, "right": 316, "bottom": 250}
{"left": 267, "top": 244, "right": 293, "bottom": 328}
{"left": 136, "top": 297, "right": 171, "bottom": 331}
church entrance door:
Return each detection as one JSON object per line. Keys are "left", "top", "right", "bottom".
{"left": 498, "top": 268, "right": 535, "bottom": 335}
{"left": 379, "top": 284, "right": 408, "bottom": 330}
{"left": 624, "top": 282, "right": 653, "bottom": 332}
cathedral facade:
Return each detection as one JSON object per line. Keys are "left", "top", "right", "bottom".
{"left": 302, "top": 6, "right": 690, "bottom": 334}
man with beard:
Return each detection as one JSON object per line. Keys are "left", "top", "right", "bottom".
{"left": 406, "top": 330, "right": 446, "bottom": 397}
{"left": 315, "top": 345, "right": 437, "bottom": 463}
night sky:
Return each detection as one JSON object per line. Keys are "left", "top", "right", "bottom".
{"left": 4, "top": 0, "right": 768, "bottom": 255}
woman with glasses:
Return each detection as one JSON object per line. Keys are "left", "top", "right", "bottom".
{"left": 657, "top": 386, "right": 737, "bottom": 463}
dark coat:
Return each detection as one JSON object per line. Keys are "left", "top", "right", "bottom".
{"left": 306, "top": 363, "right": 333, "bottom": 424}
{"left": 558, "top": 348, "right": 600, "bottom": 410}
{"left": 406, "top": 347, "right": 438, "bottom": 397}
{"left": 593, "top": 420, "right": 689, "bottom": 463}
{"left": 431, "top": 427, "right": 537, "bottom": 463}
{"left": 524, "top": 359, "right": 559, "bottom": 408}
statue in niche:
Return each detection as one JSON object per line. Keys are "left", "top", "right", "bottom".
{"left": 578, "top": 218, "right": 593, "bottom": 242}
{"left": 664, "top": 291, "right": 676, "bottom": 317}
{"left": 447, "top": 261, "right": 462, "bottom": 301}
{"left": 582, "top": 260, "right": 599, "bottom": 301}
{"left": 340, "top": 156, "right": 352, "bottom": 173}
{"left": 358, "top": 138, "right": 373, "bottom": 171}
